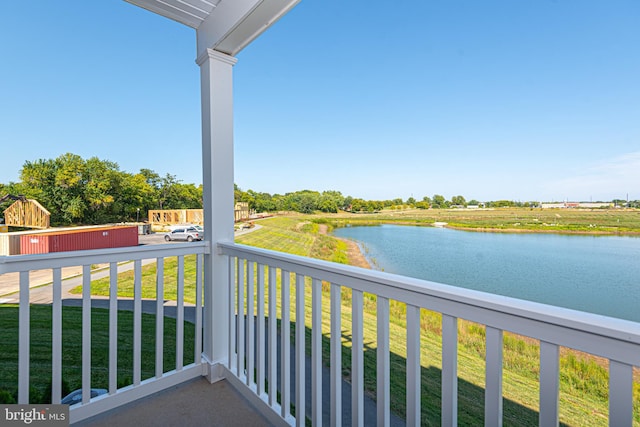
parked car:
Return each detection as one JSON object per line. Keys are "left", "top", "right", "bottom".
{"left": 164, "top": 226, "right": 202, "bottom": 242}
{"left": 61, "top": 388, "right": 107, "bottom": 405}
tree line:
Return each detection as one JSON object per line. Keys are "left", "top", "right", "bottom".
{"left": 233, "top": 188, "right": 546, "bottom": 213}
{"left": 0, "top": 153, "right": 201, "bottom": 225}
{"left": 2, "top": 153, "right": 636, "bottom": 227}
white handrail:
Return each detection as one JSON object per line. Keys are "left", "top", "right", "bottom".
{"left": 219, "top": 241, "right": 640, "bottom": 426}
{"left": 0, "top": 241, "right": 209, "bottom": 273}
{"left": 218, "top": 242, "right": 640, "bottom": 364}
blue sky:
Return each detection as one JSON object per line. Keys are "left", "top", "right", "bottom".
{"left": 1, "top": 1, "right": 638, "bottom": 203}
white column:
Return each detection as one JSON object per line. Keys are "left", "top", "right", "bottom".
{"left": 196, "top": 48, "right": 237, "bottom": 381}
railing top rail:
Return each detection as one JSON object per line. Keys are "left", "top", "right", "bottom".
{"left": 218, "top": 241, "right": 640, "bottom": 364}
{"left": 0, "top": 241, "right": 209, "bottom": 274}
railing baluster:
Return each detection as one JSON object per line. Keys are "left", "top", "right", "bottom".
{"left": 133, "top": 259, "right": 142, "bottom": 385}
{"left": 406, "top": 304, "right": 421, "bottom": 427}
{"left": 609, "top": 360, "right": 633, "bottom": 426}
{"left": 195, "top": 254, "right": 203, "bottom": 364}
{"left": 82, "top": 264, "right": 92, "bottom": 403}
{"left": 18, "top": 271, "right": 30, "bottom": 404}
{"left": 228, "top": 257, "right": 236, "bottom": 373}
{"left": 155, "top": 258, "right": 165, "bottom": 378}
{"left": 268, "top": 265, "right": 277, "bottom": 407}
{"left": 237, "top": 259, "right": 245, "bottom": 379}
{"left": 281, "top": 270, "right": 291, "bottom": 419}
{"left": 312, "top": 278, "right": 322, "bottom": 427}
{"left": 539, "top": 341, "right": 559, "bottom": 426}
{"left": 257, "top": 263, "right": 265, "bottom": 395}
{"left": 377, "top": 296, "right": 390, "bottom": 427}
{"left": 295, "top": 274, "right": 306, "bottom": 427}
{"left": 51, "top": 267, "right": 62, "bottom": 403}
{"left": 247, "top": 261, "right": 255, "bottom": 386}
{"left": 330, "top": 283, "right": 342, "bottom": 427}
{"left": 109, "top": 263, "right": 119, "bottom": 392}
{"left": 441, "top": 315, "right": 458, "bottom": 426}
{"left": 485, "top": 326, "right": 503, "bottom": 427}
{"left": 3, "top": 243, "right": 208, "bottom": 422}
{"left": 176, "top": 256, "right": 184, "bottom": 371}
{"left": 352, "top": 289, "right": 364, "bottom": 427}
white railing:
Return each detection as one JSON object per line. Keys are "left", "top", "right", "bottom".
{"left": 0, "top": 242, "right": 207, "bottom": 423}
{"left": 219, "top": 241, "right": 640, "bottom": 427}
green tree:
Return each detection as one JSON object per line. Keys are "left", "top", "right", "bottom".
{"left": 432, "top": 194, "right": 447, "bottom": 209}
{"left": 451, "top": 195, "right": 467, "bottom": 207}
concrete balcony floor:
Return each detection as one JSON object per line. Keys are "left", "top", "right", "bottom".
{"left": 76, "top": 378, "right": 273, "bottom": 427}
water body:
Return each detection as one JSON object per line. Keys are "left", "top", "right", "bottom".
{"left": 333, "top": 224, "right": 640, "bottom": 323}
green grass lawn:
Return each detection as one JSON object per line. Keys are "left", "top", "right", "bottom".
{"left": 0, "top": 305, "right": 195, "bottom": 404}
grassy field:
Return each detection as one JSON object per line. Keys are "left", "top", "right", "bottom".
{"left": 0, "top": 305, "right": 195, "bottom": 403}
{"left": 317, "top": 207, "right": 640, "bottom": 234}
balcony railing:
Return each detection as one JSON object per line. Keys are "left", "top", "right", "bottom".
{"left": 218, "top": 242, "right": 640, "bottom": 427}
{"left": 1, "top": 240, "right": 639, "bottom": 426}
{"left": 0, "top": 242, "right": 206, "bottom": 423}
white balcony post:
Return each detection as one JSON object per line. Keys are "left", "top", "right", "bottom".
{"left": 197, "top": 47, "right": 237, "bottom": 381}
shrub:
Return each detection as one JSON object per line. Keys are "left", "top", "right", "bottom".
{"left": 0, "top": 389, "right": 16, "bottom": 404}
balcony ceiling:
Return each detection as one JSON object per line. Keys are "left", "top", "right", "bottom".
{"left": 125, "top": 0, "right": 220, "bottom": 29}
{"left": 125, "top": 0, "right": 300, "bottom": 56}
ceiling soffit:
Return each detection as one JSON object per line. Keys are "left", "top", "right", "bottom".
{"left": 126, "top": 0, "right": 299, "bottom": 56}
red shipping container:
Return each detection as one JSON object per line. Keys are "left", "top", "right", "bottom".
{"left": 19, "top": 226, "right": 138, "bottom": 254}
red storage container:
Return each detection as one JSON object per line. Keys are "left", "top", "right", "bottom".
{"left": 19, "top": 226, "right": 138, "bottom": 254}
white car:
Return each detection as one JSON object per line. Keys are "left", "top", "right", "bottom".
{"left": 164, "top": 226, "right": 202, "bottom": 242}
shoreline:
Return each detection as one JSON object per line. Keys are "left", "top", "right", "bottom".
{"left": 337, "top": 236, "right": 372, "bottom": 269}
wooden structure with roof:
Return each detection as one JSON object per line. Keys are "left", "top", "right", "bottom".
{"left": 3, "top": 198, "right": 51, "bottom": 229}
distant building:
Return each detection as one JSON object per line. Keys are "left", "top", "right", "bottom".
{"left": 541, "top": 202, "right": 613, "bottom": 209}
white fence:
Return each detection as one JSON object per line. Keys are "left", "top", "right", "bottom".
{"left": 219, "top": 241, "right": 640, "bottom": 426}
{"left": 0, "top": 243, "right": 206, "bottom": 423}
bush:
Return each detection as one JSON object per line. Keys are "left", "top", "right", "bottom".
{"left": 0, "top": 389, "right": 16, "bottom": 404}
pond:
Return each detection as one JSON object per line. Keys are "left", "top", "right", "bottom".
{"left": 333, "top": 224, "right": 640, "bottom": 322}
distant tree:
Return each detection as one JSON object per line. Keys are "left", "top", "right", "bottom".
{"left": 487, "top": 200, "right": 515, "bottom": 208}
{"left": 451, "top": 195, "right": 467, "bottom": 207}
{"left": 318, "top": 190, "right": 345, "bottom": 213}
{"left": 468, "top": 199, "right": 481, "bottom": 206}
{"left": 343, "top": 196, "right": 353, "bottom": 211}
{"left": 432, "top": 194, "right": 447, "bottom": 209}
{"left": 406, "top": 197, "right": 416, "bottom": 205}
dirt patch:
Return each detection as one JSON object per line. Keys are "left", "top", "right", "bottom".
{"left": 318, "top": 224, "right": 370, "bottom": 269}
{"left": 341, "top": 238, "right": 371, "bottom": 269}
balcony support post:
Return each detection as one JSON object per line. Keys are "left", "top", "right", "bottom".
{"left": 196, "top": 48, "right": 238, "bottom": 381}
